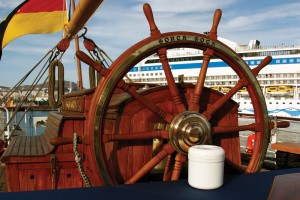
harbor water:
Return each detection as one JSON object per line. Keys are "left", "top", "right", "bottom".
{"left": 0, "top": 108, "right": 53, "bottom": 138}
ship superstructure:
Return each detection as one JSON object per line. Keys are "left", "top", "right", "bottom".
{"left": 127, "top": 38, "right": 300, "bottom": 116}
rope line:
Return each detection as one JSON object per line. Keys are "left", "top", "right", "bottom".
{"left": 73, "top": 133, "right": 92, "bottom": 187}
{"left": 0, "top": 48, "right": 56, "bottom": 139}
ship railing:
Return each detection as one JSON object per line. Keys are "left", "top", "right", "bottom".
{"left": 235, "top": 43, "right": 300, "bottom": 51}
{"left": 0, "top": 106, "right": 10, "bottom": 141}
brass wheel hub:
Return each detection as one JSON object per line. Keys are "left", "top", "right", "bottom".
{"left": 169, "top": 111, "right": 211, "bottom": 154}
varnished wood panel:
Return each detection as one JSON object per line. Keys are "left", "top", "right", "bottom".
{"left": 272, "top": 142, "right": 300, "bottom": 154}
{"left": 105, "top": 86, "right": 240, "bottom": 183}
{"left": 62, "top": 120, "right": 75, "bottom": 153}
{"left": 5, "top": 164, "right": 20, "bottom": 192}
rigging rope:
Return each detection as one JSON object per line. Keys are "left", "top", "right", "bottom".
{"left": 5, "top": 78, "right": 48, "bottom": 141}
{"left": 94, "top": 45, "right": 132, "bottom": 82}
{"left": 83, "top": 35, "right": 133, "bottom": 84}
{"left": 0, "top": 49, "right": 55, "bottom": 106}
{"left": 0, "top": 48, "right": 58, "bottom": 139}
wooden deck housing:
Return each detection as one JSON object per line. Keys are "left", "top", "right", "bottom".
{"left": 0, "top": 89, "right": 95, "bottom": 192}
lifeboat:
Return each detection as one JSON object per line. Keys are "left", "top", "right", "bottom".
{"left": 220, "top": 87, "right": 231, "bottom": 93}
{"left": 210, "top": 86, "right": 221, "bottom": 92}
{"left": 266, "top": 86, "right": 278, "bottom": 92}
{"left": 209, "top": 86, "right": 232, "bottom": 93}
{"left": 278, "top": 86, "right": 293, "bottom": 93}
{"left": 266, "top": 85, "right": 294, "bottom": 97}
{"left": 238, "top": 87, "right": 247, "bottom": 93}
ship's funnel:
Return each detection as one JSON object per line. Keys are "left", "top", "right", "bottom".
{"left": 248, "top": 40, "right": 260, "bottom": 49}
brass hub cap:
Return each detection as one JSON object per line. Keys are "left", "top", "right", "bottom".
{"left": 169, "top": 111, "right": 211, "bottom": 154}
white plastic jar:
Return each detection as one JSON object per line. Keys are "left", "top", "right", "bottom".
{"left": 188, "top": 145, "right": 225, "bottom": 190}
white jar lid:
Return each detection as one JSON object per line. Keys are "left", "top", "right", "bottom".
{"left": 188, "top": 145, "right": 225, "bottom": 162}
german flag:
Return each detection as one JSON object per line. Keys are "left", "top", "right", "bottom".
{"left": 0, "top": 0, "right": 67, "bottom": 59}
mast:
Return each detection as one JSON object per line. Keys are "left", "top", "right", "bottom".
{"left": 71, "top": 0, "right": 83, "bottom": 90}
{"left": 65, "top": 0, "right": 104, "bottom": 89}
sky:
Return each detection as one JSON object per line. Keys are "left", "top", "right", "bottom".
{"left": 0, "top": 0, "right": 299, "bottom": 88}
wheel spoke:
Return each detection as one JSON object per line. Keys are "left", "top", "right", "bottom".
{"left": 203, "top": 80, "right": 244, "bottom": 120}
{"left": 102, "top": 130, "right": 169, "bottom": 143}
{"left": 125, "top": 143, "right": 175, "bottom": 184}
{"left": 163, "top": 154, "right": 174, "bottom": 181}
{"left": 189, "top": 9, "right": 222, "bottom": 111}
{"left": 171, "top": 153, "right": 187, "bottom": 180}
{"left": 213, "top": 121, "right": 289, "bottom": 135}
{"left": 118, "top": 80, "right": 174, "bottom": 123}
{"left": 76, "top": 50, "right": 110, "bottom": 77}
{"left": 143, "top": 3, "right": 161, "bottom": 37}
{"left": 208, "top": 9, "right": 222, "bottom": 40}
{"left": 158, "top": 48, "right": 186, "bottom": 113}
{"left": 189, "top": 49, "right": 213, "bottom": 111}
{"left": 203, "top": 56, "right": 272, "bottom": 120}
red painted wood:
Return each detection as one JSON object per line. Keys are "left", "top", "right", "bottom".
{"left": 19, "top": 169, "right": 28, "bottom": 191}
{"left": 5, "top": 165, "right": 20, "bottom": 192}
{"left": 99, "top": 85, "right": 241, "bottom": 184}
{"left": 62, "top": 120, "right": 75, "bottom": 153}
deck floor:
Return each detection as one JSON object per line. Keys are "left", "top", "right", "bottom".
{"left": 0, "top": 163, "right": 7, "bottom": 192}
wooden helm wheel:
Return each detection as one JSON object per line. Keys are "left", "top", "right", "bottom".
{"left": 77, "top": 4, "right": 273, "bottom": 186}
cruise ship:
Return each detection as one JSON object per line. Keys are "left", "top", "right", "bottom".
{"left": 126, "top": 38, "right": 300, "bottom": 117}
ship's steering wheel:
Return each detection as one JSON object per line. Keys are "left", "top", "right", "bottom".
{"left": 76, "top": 4, "right": 285, "bottom": 185}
